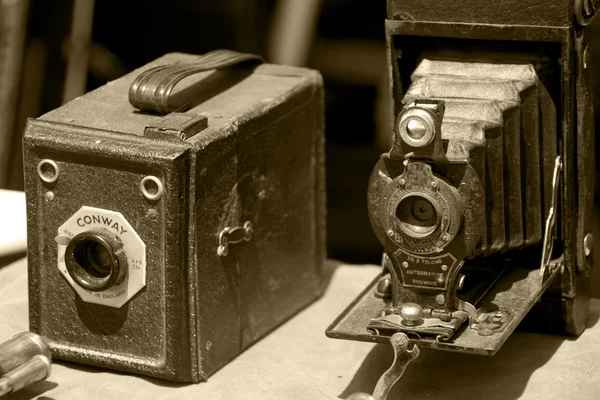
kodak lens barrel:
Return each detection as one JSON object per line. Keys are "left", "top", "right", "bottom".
{"left": 395, "top": 194, "right": 440, "bottom": 238}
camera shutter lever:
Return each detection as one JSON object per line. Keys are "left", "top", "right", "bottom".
{"left": 346, "top": 332, "right": 419, "bottom": 400}
{"left": 217, "top": 221, "right": 253, "bottom": 257}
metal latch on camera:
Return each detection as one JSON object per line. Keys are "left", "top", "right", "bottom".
{"left": 144, "top": 112, "right": 208, "bottom": 141}
{"left": 217, "top": 221, "right": 253, "bottom": 256}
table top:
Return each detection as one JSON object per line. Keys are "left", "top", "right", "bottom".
{"left": 1, "top": 257, "right": 599, "bottom": 400}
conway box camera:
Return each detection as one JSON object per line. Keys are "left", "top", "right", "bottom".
{"left": 24, "top": 50, "right": 326, "bottom": 382}
{"left": 328, "top": 0, "right": 595, "bottom": 391}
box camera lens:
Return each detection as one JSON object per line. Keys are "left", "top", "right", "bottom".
{"left": 65, "top": 231, "right": 126, "bottom": 292}
{"left": 73, "top": 238, "right": 112, "bottom": 277}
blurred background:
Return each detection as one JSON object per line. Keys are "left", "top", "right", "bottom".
{"left": 1, "top": 0, "right": 389, "bottom": 263}
{"left": 1, "top": 0, "right": 600, "bottom": 291}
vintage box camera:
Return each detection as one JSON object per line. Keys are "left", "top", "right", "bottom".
{"left": 328, "top": 0, "right": 595, "bottom": 392}
{"left": 24, "top": 50, "right": 326, "bottom": 382}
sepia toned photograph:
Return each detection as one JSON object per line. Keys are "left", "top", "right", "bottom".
{"left": 0, "top": 0, "right": 599, "bottom": 399}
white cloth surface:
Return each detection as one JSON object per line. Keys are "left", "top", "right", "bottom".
{"left": 1, "top": 258, "right": 600, "bottom": 400}
{"left": 0, "top": 190, "right": 26, "bottom": 257}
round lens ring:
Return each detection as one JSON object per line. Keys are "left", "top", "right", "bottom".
{"left": 37, "top": 159, "right": 59, "bottom": 184}
{"left": 74, "top": 240, "right": 113, "bottom": 278}
{"left": 65, "top": 231, "right": 126, "bottom": 291}
{"left": 396, "top": 194, "right": 440, "bottom": 238}
{"left": 396, "top": 108, "right": 436, "bottom": 148}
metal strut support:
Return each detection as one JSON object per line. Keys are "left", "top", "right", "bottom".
{"left": 540, "top": 156, "right": 563, "bottom": 286}
{"left": 347, "top": 333, "right": 420, "bottom": 400}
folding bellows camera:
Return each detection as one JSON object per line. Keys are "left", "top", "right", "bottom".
{"left": 327, "top": 0, "right": 595, "bottom": 360}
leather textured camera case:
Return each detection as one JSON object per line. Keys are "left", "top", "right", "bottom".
{"left": 24, "top": 52, "right": 326, "bottom": 382}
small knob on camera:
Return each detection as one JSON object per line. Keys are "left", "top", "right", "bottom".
{"left": 400, "top": 302, "right": 423, "bottom": 326}
{"left": 375, "top": 276, "right": 392, "bottom": 299}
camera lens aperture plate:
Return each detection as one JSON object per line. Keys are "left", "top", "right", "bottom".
{"left": 382, "top": 162, "right": 462, "bottom": 255}
{"left": 56, "top": 206, "right": 147, "bottom": 308}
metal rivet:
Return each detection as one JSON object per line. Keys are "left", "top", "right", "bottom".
{"left": 431, "top": 181, "right": 438, "bottom": 190}
{"left": 388, "top": 229, "right": 395, "bottom": 237}
{"left": 399, "top": 178, "right": 406, "bottom": 186}
{"left": 435, "top": 294, "right": 445, "bottom": 305}
{"left": 383, "top": 306, "right": 398, "bottom": 316}
{"left": 402, "top": 261, "right": 409, "bottom": 268}
{"left": 45, "top": 191, "right": 55, "bottom": 201}
{"left": 37, "top": 159, "right": 59, "bottom": 184}
{"left": 443, "top": 234, "right": 450, "bottom": 241}
{"left": 441, "top": 264, "right": 448, "bottom": 271}
{"left": 140, "top": 176, "right": 164, "bottom": 201}
{"left": 243, "top": 221, "right": 253, "bottom": 238}
{"left": 217, "top": 244, "right": 228, "bottom": 257}
{"left": 491, "top": 310, "right": 507, "bottom": 322}
{"left": 584, "top": 233, "right": 593, "bottom": 257}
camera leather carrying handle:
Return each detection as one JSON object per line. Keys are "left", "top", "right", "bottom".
{"left": 128, "top": 49, "right": 264, "bottom": 115}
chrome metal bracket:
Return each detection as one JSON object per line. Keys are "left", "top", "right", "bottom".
{"left": 347, "top": 333, "right": 420, "bottom": 400}
{"left": 540, "top": 156, "right": 562, "bottom": 286}
{"left": 471, "top": 308, "right": 513, "bottom": 336}
{"left": 216, "top": 221, "right": 253, "bottom": 257}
